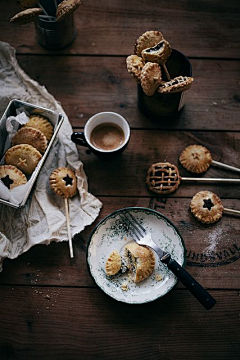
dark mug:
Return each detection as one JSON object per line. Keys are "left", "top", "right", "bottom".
{"left": 138, "top": 49, "right": 192, "bottom": 118}
{"left": 71, "top": 112, "right": 131, "bottom": 159}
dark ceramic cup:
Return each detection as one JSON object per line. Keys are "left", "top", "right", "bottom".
{"left": 71, "top": 112, "right": 131, "bottom": 159}
{"left": 138, "top": 49, "right": 192, "bottom": 118}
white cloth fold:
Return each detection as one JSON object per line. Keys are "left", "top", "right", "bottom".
{"left": 0, "top": 41, "right": 102, "bottom": 271}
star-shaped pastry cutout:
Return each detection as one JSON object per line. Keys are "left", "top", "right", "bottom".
{"left": 0, "top": 175, "right": 14, "bottom": 189}
{"left": 63, "top": 174, "right": 73, "bottom": 186}
{"left": 203, "top": 198, "right": 214, "bottom": 211}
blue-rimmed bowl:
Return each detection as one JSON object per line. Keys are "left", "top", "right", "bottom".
{"left": 87, "top": 207, "right": 186, "bottom": 304}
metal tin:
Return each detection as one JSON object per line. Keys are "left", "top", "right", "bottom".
{"left": 138, "top": 49, "right": 192, "bottom": 118}
{"left": 0, "top": 99, "right": 64, "bottom": 208}
{"left": 34, "top": 13, "right": 77, "bottom": 50}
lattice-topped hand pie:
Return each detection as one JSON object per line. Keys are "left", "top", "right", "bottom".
{"left": 179, "top": 145, "right": 212, "bottom": 173}
{"left": 0, "top": 165, "right": 27, "bottom": 190}
{"left": 12, "top": 126, "right": 48, "bottom": 154}
{"left": 190, "top": 191, "right": 224, "bottom": 224}
{"left": 5, "top": 144, "right": 42, "bottom": 176}
{"left": 158, "top": 76, "right": 194, "bottom": 94}
{"left": 146, "top": 162, "right": 180, "bottom": 195}
{"left": 124, "top": 243, "right": 155, "bottom": 283}
{"left": 135, "top": 30, "right": 163, "bottom": 57}
{"left": 49, "top": 167, "right": 77, "bottom": 198}
{"left": 23, "top": 115, "right": 54, "bottom": 142}
{"left": 105, "top": 250, "right": 122, "bottom": 276}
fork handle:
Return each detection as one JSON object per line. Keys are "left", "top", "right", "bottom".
{"left": 162, "top": 256, "right": 216, "bottom": 310}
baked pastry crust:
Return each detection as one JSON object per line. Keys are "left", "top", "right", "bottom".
{"left": 190, "top": 191, "right": 224, "bottom": 224}
{"left": 105, "top": 250, "right": 122, "bottom": 276}
{"left": 23, "top": 115, "right": 54, "bottom": 142}
{"left": 10, "top": 8, "right": 42, "bottom": 24}
{"left": 140, "top": 62, "right": 162, "bottom": 96}
{"left": 0, "top": 165, "right": 27, "bottom": 190}
{"left": 141, "top": 39, "right": 171, "bottom": 65}
{"left": 56, "top": 0, "right": 81, "bottom": 22}
{"left": 179, "top": 145, "right": 212, "bottom": 173}
{"left": 146, "top": 162, "right": 180, "bottom": 195}
{"left": 158, "top": 76, "right": 194, "bottom": 94}
{"left": 124, "top": 243, "right": 155, "bottom": 283}
{"left": 49, "top": 167, "right": 77, "bottom": 198}
{"left": 5, "top": 144, "right": 42, "bottom": 176}
{"left": 126, "top": 55, "right": 145, "bottom": 82}
{"left": 12, "top": 126, "right": 48, "bottom": 154}
{"left": 135, "top": 30, "right": 163, "bottom": 57}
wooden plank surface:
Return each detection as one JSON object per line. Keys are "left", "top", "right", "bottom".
{"left": 14, "top": 56, "right": 240, "bottom": 131}
{"left": 0, "top": 197, "right": 239, "bottom": 289}
{"left": 1, "top": 0, "right": 240, "bottom": 58}
{"left": 0, "top": 286, "right": 239, "bottom": 360}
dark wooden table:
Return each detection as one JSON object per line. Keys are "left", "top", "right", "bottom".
{"left": 0, "top": 1, "right": 240, "bottom": 359}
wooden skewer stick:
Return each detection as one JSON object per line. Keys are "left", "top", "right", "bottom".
{"left": 223, "top": 208, "right": 240, "bottom": 216}
{"left": 64, "top": 197, "right": 74, "bottom": 258}
{"left": 212, "top": 160, "right": 240, "bottom": 174}
{"left": 162, "top": 63, "right": 171, "bottom": 81}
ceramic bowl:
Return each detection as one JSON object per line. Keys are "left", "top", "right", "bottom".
{"left": 87, "top": 207, "right": 186, "bottom": 304}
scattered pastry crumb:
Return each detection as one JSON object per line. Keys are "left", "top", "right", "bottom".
{"left": 155, "top": 274, "right": 163, "bottom": 281}
{"left": 121, "top": 282, "right": 128, "bottom": 291}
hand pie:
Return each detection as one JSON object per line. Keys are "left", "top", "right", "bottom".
{"left": 140, "top": 62, "right": 162, "bottom": 96}
{"left": 12, "top": 126, "right": 48, "bottom": 154}
{"left": 105, "top": 250, "right": 122, "bottom": 276}
{"left": 179, "top": 145, "right": 212, "bottom": 173}
{"left": 158, "top": 76, "right": 194, "bottom": 94}
{"left": 124, "top": 243, "right": 155, "bottom": 283}
{"left": 56, "top": 0, "right": 82, "bottom": 22}
{"left": 49, "top": 167, "right": 77, "bottom": 198}
{"left": 135, "top": 30, "right": 163, "bottom": 57}
{"left": 146, "top": 162, "right": 180, "bottom": 195}
{"left": 0, "top": 165, "right": 27, "bottom": 190}
{"left": 23, "top": 115, "right": 54, "bottom": 142}
{"left": 141, "top": 39, "right": 171, "bottom": 65}
{"left": 5, "top": 144, "right": 42, "bottom": 176}
{"left": 126, "top": 55, "right": 145, "bottom": 82}
{"left": 10, "top": 8, "right": 42, "bottom": 24}
{"left": 190, "top": 191, "right": 224, "bottom": 224}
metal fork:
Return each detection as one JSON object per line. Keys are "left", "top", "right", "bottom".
{"left": 119, "top": 211, "right": 216, "bottom": 310}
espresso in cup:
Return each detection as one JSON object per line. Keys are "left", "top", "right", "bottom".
{"left": 90, "top": 122, "right": 125, "bottom": 151}
{"left": 71, "top": 111, "right": 130, "bottom": 159}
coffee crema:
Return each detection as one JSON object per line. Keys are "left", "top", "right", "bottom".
{"left": 90, "top": 122, "right": 125, "bottom": 151}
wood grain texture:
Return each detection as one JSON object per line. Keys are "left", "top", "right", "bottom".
{"left": 0, "top": 197, "right": 239, "bottom": 289}
{"left": 0, "top": 286, "right": 239, "bottom": 360}
{"left": 1, "top": 0, "right": 240, "bottom": 58}
{"left": 14, "top": 56, "right": 240, "bottom": 131}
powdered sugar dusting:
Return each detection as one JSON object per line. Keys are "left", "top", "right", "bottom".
{"left": 205, "top": 226, "right": 223, "bottom": 254}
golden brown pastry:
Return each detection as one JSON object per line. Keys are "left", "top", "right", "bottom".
{"left": 146, "top": 162, "right": 180, "bottom": 195}
{"left": 190, "top": 191, "right": 224, "bottom": 224}
{"left": 179, "top": 145, "right": 212, "bottom": 173}
{"left": 49, "top": 167, "right": 77, "bottom": 198}
{"left": 126, "top": 55, "right": 145, "bottom": 82}
{"left": 23, "top": 115, "right": 54, "bottom": 142}
{"left": 135, "top": 30, "right": 163, "bottom": 57}
{"left": 140, "top": 62, "right": 162, "bottom": 96}
{"left": 158, "top": 76, "right": 194, "bottom": 94}
{"left": 12, "top": 126, "right": 48, "bottom": 154}
{"left": 10, "top": 8, "right": 42, "bottom": 24}
{"left": 0, "top": 165, "right": 27, "bottom": 190}
{"left": 56, "top": 0, "right": 81, "bottom": 22}
{"left": 141, "top": 39, "right": 172, "bottom": 65}
{"left": 124, "top": 243, "right": 155, "bottom": 283}
{"left": 5, "top": 144, "right": 42, "bottom": 176}
{"left": 105, "top": 250, "right": 122, "bottom": 276}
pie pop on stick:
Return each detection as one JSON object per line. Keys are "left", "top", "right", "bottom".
{"left": 190, "top": 190, "right": 240, "bottom": 224}
{"left": 179, "top": 145, "right": 240, "bottom": 174}
{"left": 50, "top": 167, "right": 77, "bottom": 258}
{"left": 146, "top": 162, "right": 240, "bottom": 195}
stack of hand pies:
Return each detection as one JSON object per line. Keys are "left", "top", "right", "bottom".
{"left": 126, "top": 30, "right": 194, "bottom": 96}
{"left": 0, "top": 114, "right": 53, "bottom": 191}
